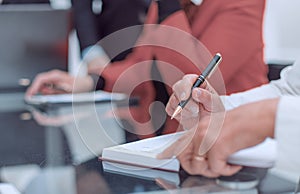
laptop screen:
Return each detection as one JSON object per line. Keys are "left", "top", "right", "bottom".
{"left": 0, "top": 5, "right": 71, "bottom": 92}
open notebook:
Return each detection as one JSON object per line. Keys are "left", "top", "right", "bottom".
{"left": 100, "top": 132, "right": 277, "bottom": 173}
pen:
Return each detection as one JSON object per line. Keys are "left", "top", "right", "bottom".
{"left": 171, "top": 53, "right": 222, "bottom": 119}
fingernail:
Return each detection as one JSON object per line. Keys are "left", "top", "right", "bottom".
{"left": 195, "top": 89, "right": 201, "bottom": 98}
{"left": 180, "top": 92, "right": 186, "bottom": 100}
{"left": 191, "top": 106, "right": 199, "bottom": 114}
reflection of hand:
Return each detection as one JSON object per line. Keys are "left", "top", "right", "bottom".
{"left": 156, "top": 176, "right": 217, "bottom": 193}
{"left": 104, "top": 105, "right": 155, "bottom": 137}
{"left": 155, "top": 178, "right": 178, "bottom": 191}
{"left": 30, "top": 108, "right": 87, "bottom": 127}
{"left": 77, "top": 169, "right": 111, "bottom": 194}
{"left": 25, "top": 69, "right": 94, "bottom": 97}
{"left": 166, "top": 74, "right": 224, "bottom": 130}
{"left": 159, "top": 98, "right": 279, "bottom": 178}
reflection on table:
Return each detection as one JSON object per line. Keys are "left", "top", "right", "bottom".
{"left": 0, "top": 93, "right": 297, "bottom": 194}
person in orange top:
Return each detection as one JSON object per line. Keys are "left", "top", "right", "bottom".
{"left": 26, "top": 0, "right": 268, "bottom": 140}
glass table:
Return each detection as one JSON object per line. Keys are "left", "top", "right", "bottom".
{"left": 0, "top": 92, "right": 297, "bottom": 194}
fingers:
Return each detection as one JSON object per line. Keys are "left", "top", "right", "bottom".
{"left": 179, "top": 154, "right": 242, "bottom": 178}
{"left": 25, "top": 73, "right": 47, "bottom": 96}
{"left": 167, "top": 74, "right": 221, "bottom": 120}
{"left": 208, "top": 156, "right": 242, "bottom": 176}
{"left": 192, "top": 88, "right": 211, "bottom": 105}
{"left": 165, "top": 94, "right": 200, "bottom": 127}
{"left": 172, "top": 74, "right": 198, "bottom": 101}
{"left": 179, "top": 155, "right": 219, "bottom": 178}
{"left": 165, "top": 94, "right": 179, "bottom": 118}
{"left": 157, "top": 131, "right": 194, "bottom": 159}
{"left": 25, "top": 70, "right": 70, "bottom": 96}
{"left": 192, "top": 87, "right": 224, "bottom": 113}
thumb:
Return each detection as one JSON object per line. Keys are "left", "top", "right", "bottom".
{"left": 219, "top": 164, "right": 242, "bottom": 176}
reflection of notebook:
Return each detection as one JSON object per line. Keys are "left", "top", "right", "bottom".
{"left": 25, "top": 91, "right": 127, "bottom": 105}
{"left": 103, "top": 161, "right": 180, "bottom": 185}
{"left": 0, "top": 183, "right": 20, "bottom": 194}
{"left": 100, "top": 132, "right": 277, "bottom": 173}
{"left": 0, "top": 5, "right": 70, "bottom": 92}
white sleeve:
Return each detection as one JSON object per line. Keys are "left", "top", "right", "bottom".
{"left": 221, "top": 59, "right": 300, "bottom": 110}
{"left": 274, "top": 96, "right": 300, "bottom": 179}
{"left": 220, "top": 84, "right": 282, "bottom": 110}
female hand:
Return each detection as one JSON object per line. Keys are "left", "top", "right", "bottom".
{"left": 166, "top": 74, "right": 224, "bottom": 130}
{"left": 159, "top": 98, "right": 279, "bottom": 177}
{"left": 25, "top": 69, "right": 94, "bottom": 97}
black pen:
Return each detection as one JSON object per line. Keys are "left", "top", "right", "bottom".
{"left": 171, "top": 53, "right": 222, "bottom": 119}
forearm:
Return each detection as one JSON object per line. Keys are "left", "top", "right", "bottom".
{"left": 274, "top": 96, "right": 300, "bottom": 179}
{"left": 221, "top": 60, "right": 300, "bottom": 110}
{"left": 71, "top": 0, "right": 99, "bottom": 51}
{"left": 221, "top": 84, "right": 282, "bottom": 110}
{"left": 225, "top": 98, "right": 279, "bottom": 153}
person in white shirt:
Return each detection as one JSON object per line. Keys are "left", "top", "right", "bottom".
{"left": 158, "top": 58, "right": 300, "bottom": 180}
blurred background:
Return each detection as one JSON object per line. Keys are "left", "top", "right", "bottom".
{"left": 0, "top": 0, "right": 299, "bottom": 193}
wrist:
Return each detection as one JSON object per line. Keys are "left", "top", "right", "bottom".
{"left": 227, "top": 98, "right": 279, "bottom": 152}
{"left": 73, "top": 75, "right": 94, "bottom": 93}
{"left": 261, "top": 98, "right": 279, "bottom": 138}
{"left": 89, "top": 74, "right": 106, "bottom": 90}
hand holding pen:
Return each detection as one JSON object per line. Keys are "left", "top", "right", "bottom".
{"left": 171, "top": 53, "right": 222, "bottom": 119}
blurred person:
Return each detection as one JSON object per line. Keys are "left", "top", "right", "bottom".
{"left": 26, "top": 0, "right": 268, "bottom": 139}
{"left": 158, "top": 59, "right": 300, "bottom": 179}
{"left": 71, "top": 0, "right": 149, "bottom": 74}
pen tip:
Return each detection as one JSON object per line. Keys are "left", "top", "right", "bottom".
{"left": 171, "top": 106, "right": 182, "bottom": 120}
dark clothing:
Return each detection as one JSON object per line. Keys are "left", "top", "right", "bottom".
{"left": 71, "top": 0, "right": 148, "bottom": 61}
{"left": 2, "top": 0, "right": 49, "bottom": 4}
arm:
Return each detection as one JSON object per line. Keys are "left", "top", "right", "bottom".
{"left": 222, "top": 59, "right": 300, "bottom": 110}
{"left": 274, "top": 96, "right": 300, "bottom": 180}
{"left": 99, "top": 1, "right": 188, "bottom": 93}
{"left": 146, "top": 0, "right": 269, "bottom": 94}
{"left": 99, "top": 1, "right": 210, "bottom": 93}
{"left": 195, "top": 0, "right": 268, "bottom": 93}
{"left": 25, "top": 70, "right": 94, "bottom": 97}
{"left": 161, "top": 97, "right": 279, "bottom": 177}
{"left": 71, "top": 0, "right": 99, "bottom": 52}
{"left": 161, "top": 67, "right": 300, "bottom": 177}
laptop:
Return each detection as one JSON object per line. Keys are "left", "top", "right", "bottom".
{"left": 0, "top": 4, "right": 71, "bottom": 92}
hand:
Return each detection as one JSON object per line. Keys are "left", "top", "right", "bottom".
{"left": 87, "top": 55, "right": 109, "bottom": 75}
{"left": 166, "top": 74, "right": 224, "bottom": 130}
{"left": 159, "top": 98, "right": 279, "bottom": 177}
{"left": 25, "top": 69, "right": 94, "bottom": 97}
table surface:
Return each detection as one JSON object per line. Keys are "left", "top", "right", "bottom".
{"left": 0, "top": 93, "right": 297, "bottom": 194}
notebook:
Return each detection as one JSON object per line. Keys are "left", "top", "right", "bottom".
{"left": 100, "top": 132, "right": 277, "bottom": 173}
{"left": 101, "top": 132, "right": 184, "bottom": 172}
{"left": 0, "top": 183, "right": 20, "bottom": 194}
{"left": 25, "top": 90, "right": 127, "bottom": 105}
